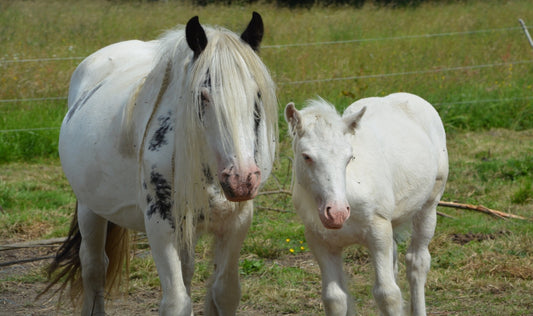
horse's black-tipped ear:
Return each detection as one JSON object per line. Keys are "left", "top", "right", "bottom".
{"left": 241, "top": 12, "right": 263, "bottom": 52}
{"left": 186, "top": 16, "right": 208, "bottom": 59}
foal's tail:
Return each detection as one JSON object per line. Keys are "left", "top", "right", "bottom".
{"left": 38, "top": 203, "right": 131, "bottom": 305}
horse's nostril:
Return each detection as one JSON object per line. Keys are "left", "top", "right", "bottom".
{"left": 326, "top": 206, "right": 332, "bottom": 218}
{"left": 220, "top": 171, "right": 230, "bottom": 181}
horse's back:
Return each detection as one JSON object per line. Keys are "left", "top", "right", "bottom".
{"left": 68, "top": 40, "right": 158, "bottom": 107}
{"left": 59, "top": 40, "right": 159, "bottom": 229}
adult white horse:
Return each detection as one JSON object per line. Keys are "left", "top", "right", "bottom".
{"left": 285, "top": 93, "right": 448, "bottom": 316}
{"left": 42, "top": 13, "right": 277, "bottom": 316}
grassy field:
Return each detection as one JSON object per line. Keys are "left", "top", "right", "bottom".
{"left": 1, "top": 0, "right": 533, "bottom": 160}
{"left": 1, "top": 0, "right": 532, "bottom": 315}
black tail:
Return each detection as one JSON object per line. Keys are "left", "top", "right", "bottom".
{"left": 38, "top": 203, "right": 131, "bottom": 306}
{"left": 38, "top": 204, "right": 83, "bottom": 304}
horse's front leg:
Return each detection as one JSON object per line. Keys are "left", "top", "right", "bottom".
{"left": 142, "top": 155, "right": 192, "bottom": 315}
{"left": 305, "top": 228, "right": 354, "bottom": 316}
{"left": 145, "top": 215, "right": 192, "bottom": 316}
{"left": 205, "top": 201, "right": 253, "bottom": 316}
{"left": 368, "top": 218, "right": 403, "bottom": 316}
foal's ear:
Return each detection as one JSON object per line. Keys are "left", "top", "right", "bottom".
{"left": 186, "top": 16, "right": 208, "bottom": 59}
{"left": 285, "top": 102, "right": 304, "bottom": 137}
{"left": 343, "top": 106, "right": 366, "bottom": 134}
{"left": 241, "top": 12, "right": 263, "bottom": 52}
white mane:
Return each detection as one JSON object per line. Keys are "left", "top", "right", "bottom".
{"left": 292, "top": 97, "right": 343, "bottom": 138}
{"left": 144, "top": 25, "right": 277, "bottom": 247}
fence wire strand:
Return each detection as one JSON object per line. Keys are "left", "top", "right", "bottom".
{"left": 1, "top": 25, "right": 532, "bottom": 133}
{"left": 2, "top": 95, "right": 532, "bottom": 133}
{"left": 0, "top": 26, "right": 526, "bottom": 63}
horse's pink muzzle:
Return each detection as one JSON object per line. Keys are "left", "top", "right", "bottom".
{"left": 219, "top": 165, "right": 261, "bottom": 202}
{"left": 319, "top": 201, "right": 350, "bottom": 229}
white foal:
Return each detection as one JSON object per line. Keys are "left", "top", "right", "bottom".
{"left": 285, "top": 93, "right": 448, "bottom": 316}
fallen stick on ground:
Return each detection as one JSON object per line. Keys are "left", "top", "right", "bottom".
{"left": 437, "top": 201, "right": 528, "bottom": 220}
{"left": 258, "top": 189, "right": 292, "bottom": 196}
{"left": 257, "top": 189, "right": 527, "bottom": 220}
{"left": 0, "top": 256, "right": 55, "bottom": 267}
{"left": 0, "top": 237, "right": 67, "bottom": 251}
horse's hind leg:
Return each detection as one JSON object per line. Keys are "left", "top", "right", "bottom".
{"left": 77, "top": 202, "right": 109, "bottom": 316}
{"left": 406, "top": 198, "right": 438, "bottom": 316}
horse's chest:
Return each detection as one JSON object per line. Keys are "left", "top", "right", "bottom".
{"left": 145, "top": 110, "right": 176, "bottom": 154}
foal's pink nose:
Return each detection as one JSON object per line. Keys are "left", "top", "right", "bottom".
{"left": 219, "top": 165, "right": 261, "bottom": 202}
{"left": 320, "top": 202, "right": 350, "bottom": 229}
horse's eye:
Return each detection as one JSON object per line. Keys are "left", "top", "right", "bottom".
{"left": 198, "top": 90, "right": 209, "bottom": 121}
{"left": 302, "top": 153, "right": 313, "bottom": 163}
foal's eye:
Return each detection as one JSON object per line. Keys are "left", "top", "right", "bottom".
{"left": 302, "top": 153, "right": 313, "bottom": 163}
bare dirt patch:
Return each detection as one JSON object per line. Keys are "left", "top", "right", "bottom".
{"left": 0, "top": 242, "right": 317, "bottom": 315}
{"left": 1, "top": 243, "right": 160, "bottom": 316}
{"left": 450, "top": 230, "right": 509, "bottom": 245}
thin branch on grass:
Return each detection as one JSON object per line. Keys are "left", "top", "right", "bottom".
{"left": 0, "top": 237, "right": 67, "bottom": 251}
{"left": 0, "top": 256, "right": 55, "bottom": 267}
{"left": 1, "top": 199, "right": 523, "bottom": 267}
{"left": 255, "top": 206, "right": 291, "bottom": 213}
{"left": 436, "top": 211, "right": 456, "bottom": 219}
{"left": 258, "top": 189, "right": 526, "bottom": 221}
{"left": 438, "top": 201, "right": 528, "bottom": 220}
{"left": 258, "top": 189, "right": 292, "bottom": 196}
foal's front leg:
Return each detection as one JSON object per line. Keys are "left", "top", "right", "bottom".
{"left": 368, "top": 218, "right": 403, "bottom": 316}
{"left": 205, "top": 201, "right": 253, "bottom": 316}
{"left": 305, "top": 229, "right": 355, "bottom": 316}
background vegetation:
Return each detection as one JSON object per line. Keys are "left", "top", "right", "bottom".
{"left": 1, "top": 0, "right": 532, "bottom": 314}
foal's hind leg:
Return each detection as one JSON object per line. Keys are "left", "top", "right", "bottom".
{"left": 77, "top": 203, "right": 109, "bottom": 316}
{"left": 406, "top": 200, "right": 438, "bottom": 316}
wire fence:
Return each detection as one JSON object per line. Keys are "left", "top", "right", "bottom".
{"left": 0, "top": 26, "right": 525, "bottom": 63}
{"left": 1, "top": 25, "right": 532, "bottom": 133}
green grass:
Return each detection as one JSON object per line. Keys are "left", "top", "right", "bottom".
{"left": 0, "top": 162, "right": 74, "bottom": 239}
{"left": 1, "top": 0, "right": 533, "bottom": 315}
{"left": 5, "top": 130, "right": 531, "bottom": 314}
{"left": 1, "top": 0, "right": 533, "bottom": 161}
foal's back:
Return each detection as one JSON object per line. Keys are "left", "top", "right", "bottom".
{"left": 344, "top": 92, "right": 448, "bottom": 227}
